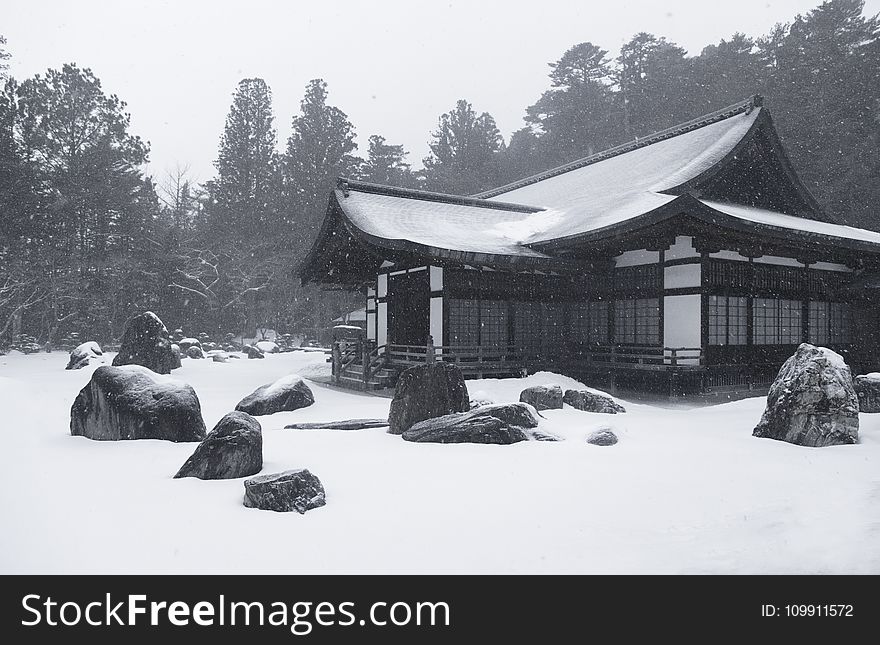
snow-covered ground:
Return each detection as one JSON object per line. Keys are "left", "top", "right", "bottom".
{"left": 1, "top": 349, "right": 878, "bottom": 574}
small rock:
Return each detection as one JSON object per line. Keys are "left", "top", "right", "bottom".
{"left": 519, "top": 385, "right": 563, "bottom": 410}
{"left": 854, "top": 374, "right": 880, "bottom": 413}
{"left": 174, "top": 411, "right": 262, "bottom": 480}
{"left": 170, "top": 344, "right": 182, "bottom": 370}
{"left": 66, "top": 341, "right": 103, "bottom": 370}
{"left": 285, "top": 418, "right": 388, "bottom": 430}
{"left": 187, "top": 346, "right": 205, "bottom": 359}
{"left": 243, "top": 344, "right": 265, "bottom": 359}
{"left": 563, "top": 389, "right": 626, "bottom": 414}
{"left": 255, "top": 340, "right": 280, "bottom": 354}
{"left": 587, "top": 428, "right": 618, "bottom": 446}
{"left": 243, "top": 469, "right": 326, "bottom": 513}
{"left": 235, "top": 375, "right": 314, "bottom": 416}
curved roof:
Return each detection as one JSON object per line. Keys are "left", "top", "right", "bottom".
{"left": 486, "top": 106, "right": 762, "bottom": 243}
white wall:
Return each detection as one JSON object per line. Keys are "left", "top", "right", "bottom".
{"left": 377, "top": 274, "right": 387, "bottom": 298}
{"left": 812, "top": 261, "right": 852, "bottom": 272}
{"left": 377, "top": 302, "right": 387, "bottom": 347}
{"left": 430, "top": 297, "right": 443, "bottom": 349}
{"left": 663, "top": 294, "right": 701, "bottom": 364}
{"left": 665, "top": 236, "right": 699, "bottom": 260}
{"left": 664, "top": 264, "right": 701, "bottom": 289}
{"left": 709, "top": 250, "right": 750, "bottom": 262}
{"left": 430, "top": 266, "right": 444, "bottom": 291}
{"left": 615, "top": 249, "right": 660, "bottom": 267}
{"left": 753, "top": 255, "right": 804, "bottom": 267}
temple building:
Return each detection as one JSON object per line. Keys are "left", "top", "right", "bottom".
{"left": 300, "top": 96, "right": 880, "bottom": 394}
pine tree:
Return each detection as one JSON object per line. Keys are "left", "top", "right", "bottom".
{"left": 283, "top": 78, "right": 358, "bottom": 247}
{"left": 422, "top": 99, "right": 503, "bottom": 194}
{"left": 358, "top": 134, "right": 414, "bottom": 187}
{"left": 206, "top": 78, "right": 279, "bottom": 237}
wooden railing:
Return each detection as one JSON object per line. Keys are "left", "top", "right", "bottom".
{"left": 385, "top": 342, "right": 704, "bottom": 372}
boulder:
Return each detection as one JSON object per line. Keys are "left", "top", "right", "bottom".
{"left": 402, "top": 402, "right": 539, "bottom": 445}
{"left": 70, "top": 365, "right": 206, "bottom": 442}
{"left": 563, "top": 389, "right": 626, "bottom": 414}
{"left": 187, "top": 346, "right": 205, "bottom": 359}
{"left": 170, "top": 344, "right": 182, "bottom": 370}
{"left": 854, "top": 374, "right": 880, "bottom": 413}
{"left": 178, "top": 337, "right": 201, "bottom": 352}
{"left": 388, "top": 362, "right": 469, "bottom": 435}
{"left": 753, "top": 343, "right": 858, "bottom": 447}
{"left": 210, "top": 351, "right": 230, "bottom": 363}
{"left": 243, "top": 344, "right": 265, "bottom": 359}
{"left": 519, "top": 385, "right": 563, "bottom": 411}
{"left": 174, "top": 411, "right": 262, "bottom": 480}
{"left": 587, "top": 428, "right": 618, "bottom": 446}
{"left": 243, "top": 469, "right": 326, "bottom": 513}
{"left": 66, "top": 341, "right": 103, "bottom": 370}
{"left": 255, "top": 340, "right": 280, "bottom": 354}
{"left": 112, "top": 311, "right": 176, "bottom": 374}
{"left": 235, "top": 375, "right": 314, "bottom": 416}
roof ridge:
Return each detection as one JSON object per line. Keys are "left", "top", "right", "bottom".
{"left": 475, "top": 94, "right": 764, "bottom": 199}
{"left": 336, "top": 178, "right": 542, "bottom": 213}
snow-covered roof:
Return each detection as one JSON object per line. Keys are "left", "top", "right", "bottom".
{"left": 485, "top": 106, "right": 761, "bottom": 243}
{"left": 303, "top": 96, "right": 880, "bottom": 285}
{"left": 336, "top": 187, "right": 552, "bottom": 258}
{"left": 701, "top": 200, "right": 880, "bottom": 246}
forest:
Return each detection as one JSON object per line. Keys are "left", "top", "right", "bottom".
{"left": 0, "top": 0, "right": 877, "bottom": 350}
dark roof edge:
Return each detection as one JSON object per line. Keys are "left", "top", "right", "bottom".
{"left": 529, "top": 194, "right": 880, "bottom": 255}
{"left": 337, "top": 178, "right": 542, "bottom": 213}
{"left": 475, "top": 95, "right": 764, "bottom": 199}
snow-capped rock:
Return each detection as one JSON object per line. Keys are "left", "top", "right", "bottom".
{"left": 235, "top": 374, "right": 314, "bottom": 416}
{"left": 753, "top": 343, "right": 858, "bottom": 447}
{"left": 243, "top": 469, "right": 326, "bottom": 513}
{"left": 112, "top": 311, "right": 176, "bottom": 375}
{"left": 174, "top": 411, "right": 262, "bottom": 480}
{"left": 402, "top": 402, "right": 539, "bottom": 444}
{"left": 65, "top": 341, "right": 103, "bottom": 370}
{"left": 70, "top": 365, "right": 206, "bottom": 442}
{"left": 519, "top": 384, "right": 563, "bottom": 410}
{"left": 853, "top": 373, "right": 880, "bottom": 413}
{"left": 388, "top": 362, "right": 469, "bottom": 435}
{"left": 563, "top": 389, "right": 626, "bottom": 414}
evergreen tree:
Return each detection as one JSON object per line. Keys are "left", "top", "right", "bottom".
{"left": 422, "top": 99, "right": 503, "bottom": 194}
{"left": 205, "top": 78, "right": 279, "bottom": 237}
{"left": 283, "top": 78, "right": 358, "bottom": 245}
{"left": 358, "top": 134, "right": 414, "bottom": 187}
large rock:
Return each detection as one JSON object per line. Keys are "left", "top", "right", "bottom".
{"left": 402, "top": 402, "right": 539, "bottom": 445}
{"left": 388, "top": 362, "right": 469, "bottom": 435}
{"left": 174, "top": 411, "right": 262, "bottom": 479}
{"left": 235, "top": 375, "right": 314, "bottom": 416}
{"left": 519, "top": 385, "right": 563, "bottom": 410}
{"left": 587, "top": 427, "right": 619, "bottom": 446}
{"left": 753, "top": 343, "right": 858, "bottom": 447}
{"left": 563, "top": 389, "right": 626, "bottom": 414}
{"left": 243, "top": 469, "right": 326, "bottom": 513}
{"left": 70, "top": 365, "right": 206, "bottom": 442}
{"left": 854, "top": 374, "right": 880, "bottom": 413}
{"left": 66, "top": 341, "right": 103, "bottom": 370}
{"left": 285, "top": 418, "right": 388, "bottom": 430}
{"left": 243, "top": 344, "right": 265, "bottom": 359}
{"left": 112, "top": 311, "right": 176, "bottom": 374}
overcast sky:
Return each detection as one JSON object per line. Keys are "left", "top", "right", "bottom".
{"left": 5, "top": 0, "right": 878, "bottom": 183}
